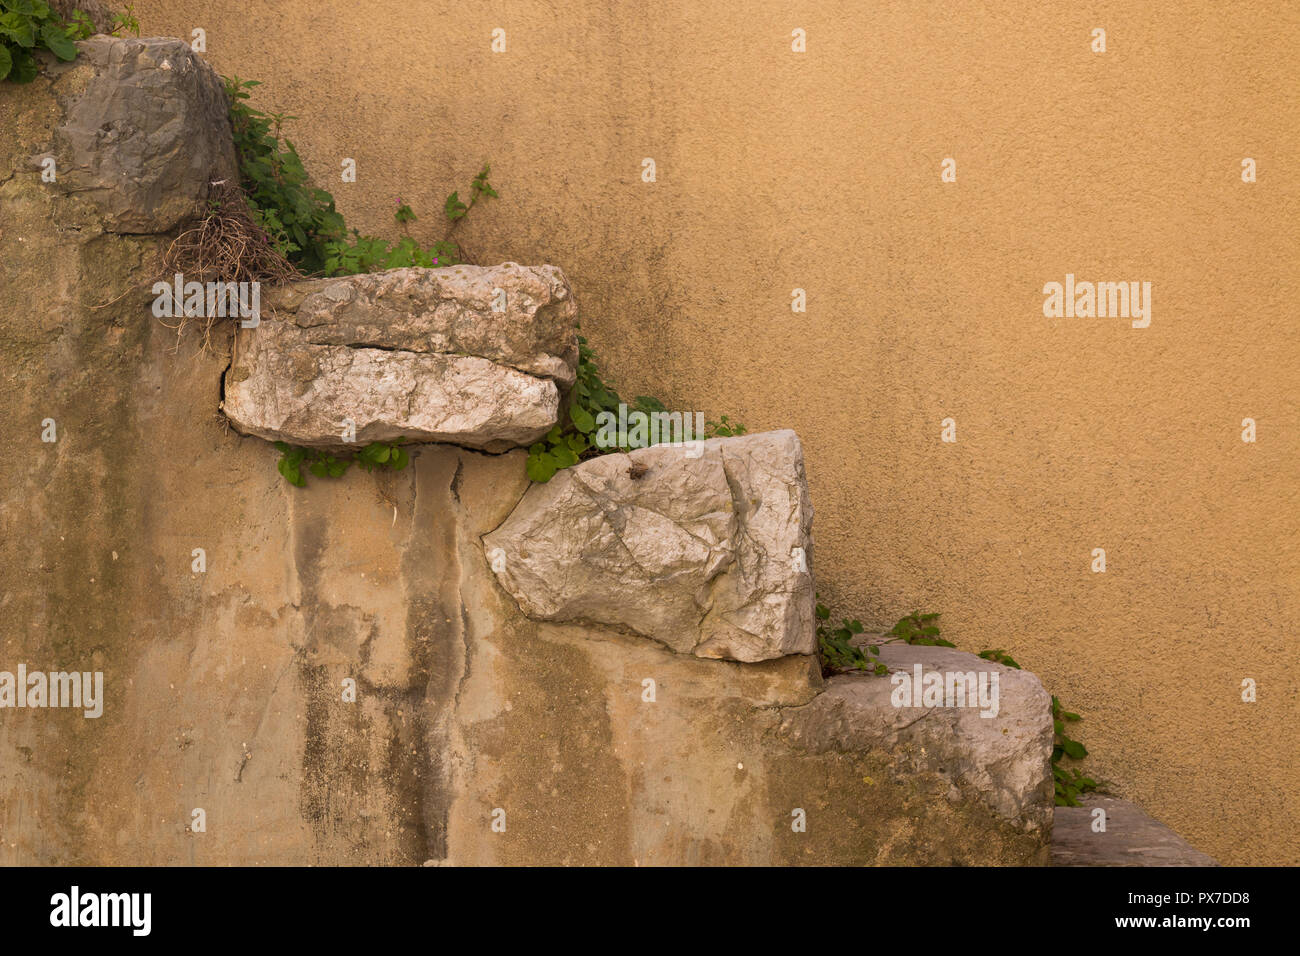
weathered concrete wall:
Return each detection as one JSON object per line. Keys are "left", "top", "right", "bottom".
{"left": 0, "top": 43, "right": 1050, "bottom": 865}
{"left": 123, "top": 0, "right": 1300, "bottom": 865}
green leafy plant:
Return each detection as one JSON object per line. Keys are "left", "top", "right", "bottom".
{"left": 977, "top": 648, "right": 1021, "bottom": 669}
{"left": 526, "top": 334, "right": 749, "bottom": 483}
{"left": 976, "top": 647, "right": 1101, "bottom": 806}
{"left": 64, "top": 8, "right": 92, "bottom": 39}
{"left": 273, "top": 440, "right": 410, "bottom": 487}
{"left": 317, "top": 165, "right": 495, "bottom": 274}
{"left": 704, "top": 415, "right": 747, "bottom": 438}
{"left": 109, "top": 1, "right": 136, "bottom": 36}
{"left": 888, "top": 611, "right": 956, "bottom": 647}
{"left": 526, "top": 425, "right": 588, "bottom": 483}
{"left": 1050, "top": 695, "right": 1100, "bottom": 806}
{"left": 445, "top": 163, "right": 498, "bottom": 221}
{"left": 1, "top": 0, "right": 81, "bottom": 84}
{"left": 225, "top": 76, "right": 347, "bottom": 274}
{"left": 815, "top": 597, "right": 887, "bottom": 677}
{"left": 528, "top": 334, "right": 648, "bottom": 482}
{"left": 224, "top": 76, "right": 497, "bottom": 277}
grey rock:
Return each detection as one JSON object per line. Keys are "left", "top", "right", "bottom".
{"left": 482, "top": 430, "right": 816, "bottom": 662}
{"left": 778, "top": 644, "right": 1055, "bottom": 834}
{"left": 49, "top": 37, "right": 237, "bottom": 233}
{"left": 1052, "top": 795, "right": 1219, "bottom": 866}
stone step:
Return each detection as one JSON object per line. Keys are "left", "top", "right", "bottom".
{"left": 1052, "top": 795, "right": 1218, "bottom": 866}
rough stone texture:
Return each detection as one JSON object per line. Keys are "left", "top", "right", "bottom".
{"left": 1052, "top": 796, "right": 1219, "bottom": 866}
{"left": 263, "top": 265, "right": 579, "bottom": 386}
{"left": 223, "top": 325, "right": 560, "bottom": 450}
{"left": 483, "top": 431, "right": 816, "bottom": 663}
{"left": 223, "top": 265, "right": 577, "bottom": 451}
{"left": 778, "top": 644, "right": 1055, "bottom": 844}
{"left": 0, "top": 44, "right": 1047, "bottom": 866}
{"left": 43, "top": 36, "right": 237, "bottom": 233}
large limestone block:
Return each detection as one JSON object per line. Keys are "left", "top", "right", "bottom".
{"left": 224, "top": 326, "right": 559, "bottom": 450}
{"left": 223, "top": 264, "right": 578, "bottom": 451}
{"left": 778, "top": 644, "right": 1055, "bottom": 836}
{"left": 482, "top": 430, "right": 816, "bottom": 662}
{"left": 47, "top": 36, "right": 237, "bottom": 233}
{"left": 264, "top": 264, "right": 579, "bottom": 386}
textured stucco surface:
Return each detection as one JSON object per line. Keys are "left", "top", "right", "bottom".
{"left": 103, "top": 1, "right": 1300, "bottom": 864}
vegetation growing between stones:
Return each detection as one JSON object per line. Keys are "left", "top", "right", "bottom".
{"left": 223, "top": 76, "right": 497, "bottom": 278}
{"left": 888, "top": 611, "right": 955, "bottom": 647}
{"left": 815, "top": 599, "right": 887, "bottom": 676}
{"left": 980, "top": 650, "right": 1100, "bottom": 806}
{"left": 273, "top": 440, "right": 410, "bottom": 487}
{"left": 1049, "top": 695, "right": 1099, "bottom": 806}
{"left": 816, "top": 603, "right": 1101, "bottom": 807}
{"left": 216, "top": 77, "right": 744, "bottom": 488}
{"left": 0, "top": 1, "right": 137, "bottom": 83}
{"left": 526, "top": 335, "right": 749, "bottom": 483}
{"left": 107, "top": 0, "right": 134, "bottom": 36}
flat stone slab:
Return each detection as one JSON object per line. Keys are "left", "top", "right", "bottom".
{"left": 223, "top": 264, "right": 577, "bottom": 451}
{"left": 778, "top": 644, "right": 1055, "bottom": 837}
{"left": 483, "top": 430, "right": 816, "bottom": 662}
{"left": 1052, "top": 795, "right": 1219, "bottom": 866}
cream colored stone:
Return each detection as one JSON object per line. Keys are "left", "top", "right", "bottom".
{"left": 263, "top": 263, "right": 578, "bottom": 386}
{"left": 223, "top": 319, "right": 559, "bottom": 450}
{"left": 482, "top": 431, "right": 816, "bottom": 662}
{"left": 223, "top": 263, "right": 579, "bottom": 450}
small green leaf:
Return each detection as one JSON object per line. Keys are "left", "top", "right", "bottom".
{"left": 41, "top": 21, "right": 77, "bottom": 60}
{"left": 570, "top": 403, "right": 596, "bottom": 434}
{"left": 444, "top": 191, "right": 467, "bottom": 220}
{"left": 277, "top": 458, "right": 304, "bottom": 486}
{"left": 526, "top": 452, "right": 557, "bottom": 483}
{"left": 9, "top": 46, "right": 37, "bottom": 82}
{"left": 551, "top": 444, "right": 579, "bottom": 468}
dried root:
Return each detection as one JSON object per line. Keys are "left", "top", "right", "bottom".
{"left": 159, "top": 183, "right": 300, "bottom": 353}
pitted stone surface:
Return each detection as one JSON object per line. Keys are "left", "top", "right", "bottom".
{"left": 48, "top": 36, "right": 237, "bottom": 233}
{"left": 482, "top": 430, "right": 816, "bottom": 662}
{"left": 262, "top": 264, "right": 578, "bottom": 386}
{"left": 778, "top": 644, "right": 1055, "bottom": 836}
{"left": 223, "top": 264, "right": 578, "bottom": 450}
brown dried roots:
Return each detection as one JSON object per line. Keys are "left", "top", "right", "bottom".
{"left": 159, "top": 183, "right": 301, "bottom": 352}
